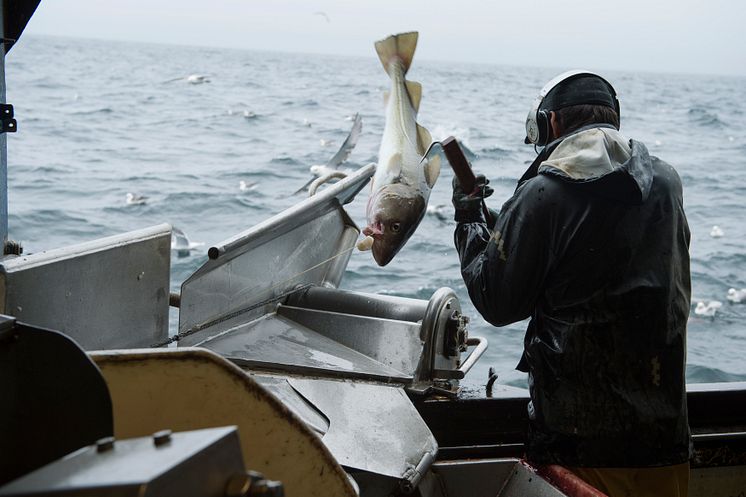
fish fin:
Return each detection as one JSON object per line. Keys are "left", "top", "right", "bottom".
{"left": 417, "top": 124, "right": 441, "bottom": 188}
{"left": 406, "top": 81, "right": 422, "bottom": 112}
{"left": 386, "top": 152, "right": 403, "bottom": 177}
{"left": 424, "top": 155, "right": 441, "bottom": 189}
{"left": 374, "top": 31, "right": 418, "bottom": 75}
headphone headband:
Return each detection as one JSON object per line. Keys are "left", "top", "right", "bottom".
{"left": 525, "top": 70, "right": 620, "bottom": 146}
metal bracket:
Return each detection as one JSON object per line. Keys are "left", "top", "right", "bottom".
{"left": 399, "top": 450, "right": 436, "bottom": 494}
{"left": 3, "top": 239, "right": 23, "bottom": 255}
{"left": 0, "top": 314, "right": 18, "bottom": 342}
{"left": 1, "top": 104, "right": 17, "bottom": 133}
{"left": 443, "top": 310, "right": 469, "bottom": 358}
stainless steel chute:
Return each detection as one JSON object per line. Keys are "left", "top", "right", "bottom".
{"left": 177, "top": 164, "right": 487, "bottom": 495}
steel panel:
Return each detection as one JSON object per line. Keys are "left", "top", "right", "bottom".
{"left": 278, "top": 304, "right": 425, "bottom": 377}
{"left": 0, "top": 224, "right": 171, "bottom": 349}
{"left": 431, "top": 459, "right": 518, "bottom": 497}
{"left": 201, "top": 313, "right": 411, "bottom": 382}
{"left": 0, "top": 427, "right": 244, "bottom": 497}
{"left": 288, "top": 378, "right": 438, "bottom": 482}
{"left": 178, "top": 164, "right": 374, "bottom": 342}
{"left": 252, "top": 375, "right": 330, "bottom": 435}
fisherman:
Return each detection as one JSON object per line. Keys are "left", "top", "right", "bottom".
{"left": 452, "top": 71, "right": 691, "bottom": 497}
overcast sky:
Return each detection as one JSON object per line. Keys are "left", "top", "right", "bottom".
{"left": 20, "top": 0, "right": 746, "bottom": 77}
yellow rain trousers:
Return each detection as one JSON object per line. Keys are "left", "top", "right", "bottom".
{"left": 569, "top": 462, "right": 689, "bottom": 497}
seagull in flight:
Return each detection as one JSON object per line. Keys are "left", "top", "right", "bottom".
{"left": 314, "top": 11, "right": 331, "bottom": 23}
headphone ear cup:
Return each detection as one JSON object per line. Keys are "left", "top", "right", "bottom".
{"left": 536, "top": 109, "right": 550, "bottom": 146}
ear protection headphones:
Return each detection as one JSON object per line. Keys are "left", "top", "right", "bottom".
{"left": 525, "top": 70, "right": 620, "bottom": 147}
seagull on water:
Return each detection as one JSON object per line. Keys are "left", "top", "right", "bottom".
{"left": 710, "top": 225, "right": 724, "bottom": 238}
{"left": 186, "top": 74, "right": 210, "bottom": 84}
{"left": 125, "top": 193, "right": 148, "bottom": 205}
{"left": 727, "top": 288, "right": 746, "bottom": 304}
{"left": 162, "top": 74, "right": 211, "bottom": 85}
{"left": 694, "top": 300, "right": 722, "bottom": 318}
{"left": 239, "top": 180, "right": 258, "bottom": 192}
{"left": 171, "top": 227, "right": 205, "bottom": 257}
{"left": 426, "top": 204, "right": 450, "bottom": 223}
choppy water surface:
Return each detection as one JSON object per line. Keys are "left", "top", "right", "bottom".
{"left": 6, "top": 35, "right": 746, "bottom": 388}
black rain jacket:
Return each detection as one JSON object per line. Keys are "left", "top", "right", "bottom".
{"left": 454, "top": 127, "right": 692, "bottom": 467}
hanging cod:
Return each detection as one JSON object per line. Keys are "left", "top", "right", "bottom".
{"left": 360, "top": 31, "right": 440, "bottom": 266}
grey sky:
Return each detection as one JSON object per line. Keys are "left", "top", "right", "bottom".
{"left": 22, "top": 0, "right": 746, "bottom": 77}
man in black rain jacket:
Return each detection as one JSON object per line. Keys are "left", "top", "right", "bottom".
{"left": 453, "top": 72, "right": 691, "bottom": 497}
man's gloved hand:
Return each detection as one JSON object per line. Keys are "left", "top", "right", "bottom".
{"left": 452, "top": 174, "right": 494, "bottom": 223}
{"left": 452, "top": 174, "right": 494, "bottom": 209}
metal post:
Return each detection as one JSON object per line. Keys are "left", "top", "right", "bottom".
{"left": 0, "top": 4, "right": 7, "bottom": 245}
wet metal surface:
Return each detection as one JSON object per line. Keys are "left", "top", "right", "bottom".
{"left": 201, "top": 313, "right": 411, "bottom": 382}
{"left": 288, "top": 377, "right": 437, "bottom": 481}
{"left": 179, "top": 165, "right": 374, "bottom": 345}
{"left": 252, "top": 375, "right": 330, "bottom": 436}
{"left": 277, "top": 304, "right": 424, "bottom": 377}
{"left": 0, "top": 427, "right": 244, "bottom": 497}
{"left": 0, "top": 224, "right": 171, "bottom": 349}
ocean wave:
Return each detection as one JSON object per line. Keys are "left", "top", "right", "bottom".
{"left": 269, "top": 156, "right": 301, "bottom": 166}
{"left": 15, "top": 209, "right": 89, "bottom": 225}
{"left": 687, "top": 107, "right": 726, "bottom": 128}
{"left": 232, "top": 196, "right": 265, "bottom": 209}
{"left": 686, "top": 364, "right": 746, "bottom": 383}
{"left": 480, "top": 145, "right": 515, "bottom": 159}
{"left": 71, "top": 107, "right": 115, "bottom": 115}
{"left": 281, "top": 99, "right": 319, "bottom": 107}
{"left": 161, "top": 191, "right": 220, "bottom": 204}
{"left": 27, "top": 79, "right": 75, "bottom": 90}
{"left": 25, "top": 165, "right": 70, "bottom": 175}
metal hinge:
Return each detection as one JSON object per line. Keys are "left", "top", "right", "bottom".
{"left": 1, "top": 104, "right": 17, "bottom": 133}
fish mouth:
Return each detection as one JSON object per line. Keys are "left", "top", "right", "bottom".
{"left": 362, "top": 223, "right": 383, "bottom": 238}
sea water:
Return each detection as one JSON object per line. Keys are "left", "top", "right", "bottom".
{"left": 6, "top": 35, "right": 746, "bottom": 388}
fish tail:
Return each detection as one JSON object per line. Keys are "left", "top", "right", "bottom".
{"left": 374, "top": 31, "right": 418, "bottom": 76}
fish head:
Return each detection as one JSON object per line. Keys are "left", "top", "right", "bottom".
{"left": 364, "top": 184, "right": 427, "bottom": 266}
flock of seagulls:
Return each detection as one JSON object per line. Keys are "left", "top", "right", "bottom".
{"left": 696, "top": 224, "right": 743, "bottom": 318}
{"left": 687, "top": 287, "right": 746, "bottom": 320}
